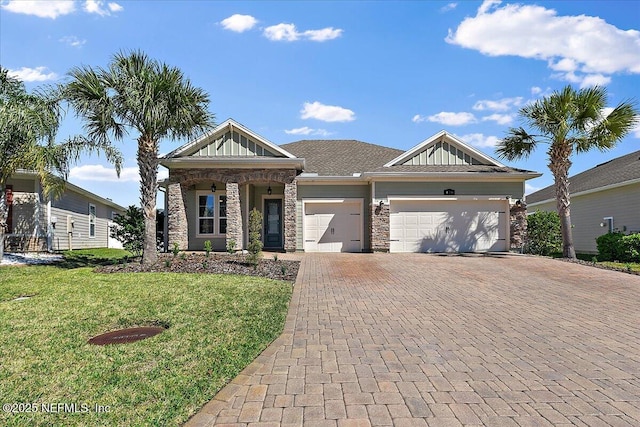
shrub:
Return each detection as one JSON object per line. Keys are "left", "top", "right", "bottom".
{"left": 110, "top": 205, "right": 144, "bottom": 257}
{"left": 596, "top": 232, "right": 640, "bottom": 262}
{"left": 172, "top": 242, "right": 180, "bottom": 257}
{"left": 226, "top": 239, "right": 236, "bottom": 255}
{"left": 596, "top": 232, "right": 624, "bottom": 261}
{"left": 524, "top": 210, "right": 562, "bottom": 256}
{"left": 247, "top": 208, "right": 263, "bottom": 267}
{"left": 203, "top": 240, "right": 212, "bottom": 257}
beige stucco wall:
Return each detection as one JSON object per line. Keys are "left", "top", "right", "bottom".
{"left": 529, "top": 183, "right": 640, "bottom": 254}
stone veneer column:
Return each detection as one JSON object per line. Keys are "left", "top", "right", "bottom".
{"left": 226, "top": 182, "right": 243, "bottom": 250}
{"left": 371, "top": 202, "right": 390, "bottom": 252}
{"left": 284, "top": 181, "right": 297, "bottom": 252}
{"left": 167, "top": 181, "right": 188, "bottom": 250}
{"left": 510, "top": 201, "right": 527, "bottom": 252}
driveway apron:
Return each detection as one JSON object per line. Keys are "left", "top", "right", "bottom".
{"left": 186, "top": 253, "right": 640, "bottom": 426}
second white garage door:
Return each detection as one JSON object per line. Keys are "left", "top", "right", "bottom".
{"left": 389, "top": 199, "right": 508, "bottom": 253}
{"left": 304, "top": 200, "right": 363, "bottom": 252}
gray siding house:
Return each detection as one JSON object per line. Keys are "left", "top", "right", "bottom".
{"left": 4, "top": 170, "right": 125, "bottom": 252}
{"left": 160, "top": 119, "right": 540, "bottom": 253}
{"left": 528, "top": 150, "right": 640, "bottom": 254}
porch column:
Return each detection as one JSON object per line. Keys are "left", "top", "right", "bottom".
{"left": 167, "top": 180, "right": 188, "bottom": 250}
{"left": 284, "top": 181, "right": 297, "bottom": 252}
{"left": 226, "top": 182, "right": 243, "bottom": 250}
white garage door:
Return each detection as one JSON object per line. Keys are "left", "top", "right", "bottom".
{"left": 304, "top": 200, "right": 362, "bottom": 252}
{"left": 389, "top": 199, "right": 507, "bottom": 253}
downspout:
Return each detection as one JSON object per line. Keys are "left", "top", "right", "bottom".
{"left": 46, "top": 200, "right": 52, "bottom": 252}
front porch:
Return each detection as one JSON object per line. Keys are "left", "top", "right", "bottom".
{"left": 165, "top": 168, "right": 298, "bottom": 252}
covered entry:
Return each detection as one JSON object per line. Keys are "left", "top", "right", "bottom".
{"left": 303, "top": 199, "right": 363, "bottom": 252}
{"left": 389, "top": 197, "right": 508, "bottom": 253}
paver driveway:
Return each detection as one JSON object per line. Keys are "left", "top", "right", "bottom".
{"left": 187, "top": 253, "right": 640, "bottom": 426}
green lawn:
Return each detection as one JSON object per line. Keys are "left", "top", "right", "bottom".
{"left": 0, "top": 264, "right": 292, "bottom": 426}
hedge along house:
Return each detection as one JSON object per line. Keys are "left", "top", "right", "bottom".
{"left": 4, "top": 170, "right": 126, "bottom": 252}
{"left": 160, "top": 119, "right": 541, "bottom": 253}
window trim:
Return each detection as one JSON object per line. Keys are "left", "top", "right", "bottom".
{"left": 88, "top": 203, "right": 96, "bottom": 238}
{"left": 195, "top": 191, "right": 227, "bottom": 237}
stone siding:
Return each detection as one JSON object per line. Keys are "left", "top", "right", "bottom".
{"left": 226, "top": 182, "right": 242, "bottom": 250}
{"left": 371, "top": 202, "right": 390, "bottom": 252}
{"left": 284, "top": 182, "right": 297, "bottom": 252}
{"left": 167, "top": 180, "right": 188, "bottom": 250}
{"left": 510, "top": 202, "right": 527, "bottom": 251}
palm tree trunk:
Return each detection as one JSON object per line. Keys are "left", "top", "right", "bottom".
{"left": 0, "top": 183, "right": 7, "bottom": 260}
{"left": 549, "top": 144, "right": 577, "bottom": 259}
{"left": 138, "top": 137, "right": 159, "bottom": 265}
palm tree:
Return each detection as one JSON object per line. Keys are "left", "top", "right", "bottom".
{"left": 0, "top": 67, "right": 122, "bottom": 259}
{"left": 63, "top": 50, "right": 215, "bottom": 265}
{"left": 497, "top": 85, "right": 638, "bottom": 259}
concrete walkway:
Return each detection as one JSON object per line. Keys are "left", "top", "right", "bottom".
{"left": 186, "top": 253, "right": 640, "bottom": 426}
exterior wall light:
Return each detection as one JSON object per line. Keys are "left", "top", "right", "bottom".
{"left": 211, "top": 183, "right": 216, "bottom": 192}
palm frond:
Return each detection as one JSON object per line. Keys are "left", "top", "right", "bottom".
{"left": 495, "top": 127, "right": 539, "bottom": 161}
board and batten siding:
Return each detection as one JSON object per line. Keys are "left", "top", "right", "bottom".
{"left": 296, "top": 184, "right": 371, "bottom": 251}
{"left": 529, "top": 183, "right": 640, "bottom": 254}
{"left": 374, "top": 181, "right": 524, "bottom": 200}
{"left": 192, "top": 130, "right": 279, "bottom": 157}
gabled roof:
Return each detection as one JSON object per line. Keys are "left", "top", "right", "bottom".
{"left": 281, "top": 140, "right": 402, "bottom": 176}
{"left": 162, "top": 118, "right": 297, "bottom": 159}
{"left": 383, "top": 130, "right": 506, "bottom": 168}
{"left": 528, "top": 150, "right": 640, "bottom": 204}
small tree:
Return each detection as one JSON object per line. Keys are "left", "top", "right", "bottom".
{"left": 247, "top": 208, "right": 263, "bottom": 266}
{"left": 524, "top": 210, "right": 562, "bottom": 256}
{"left": 110, "top": 205, "right": 144, "bottom": 257}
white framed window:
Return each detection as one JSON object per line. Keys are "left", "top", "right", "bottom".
{"left": 196, "top": 192, "right": 228, "bottom": 236}
{"left": 89, "top": 203, "right": 96, "bottom": 238}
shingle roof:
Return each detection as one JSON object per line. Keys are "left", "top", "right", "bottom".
{"left": 527, "top": 150, "right": 640, "bottom": 204}
{"left": 369, "top": 165, "right": 536, "bottom": 174}
{"left": 280, "top": 140, "right": 403, "bottom": 176}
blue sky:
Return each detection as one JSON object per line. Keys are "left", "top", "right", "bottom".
{"left": 2, "top": 0, "right": 639, "bottom": 209}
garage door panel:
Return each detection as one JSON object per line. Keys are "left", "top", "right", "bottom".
{"left": 390, "top": 200, "right": 507, "bottom": 253}
{"left": 304, "top": 201, "right": 362, "bottom": 253}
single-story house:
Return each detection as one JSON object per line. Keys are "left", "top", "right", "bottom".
{"left": 159, "top": 119, "right": 540, "bottom": 253}
{"left": 3, "top": 170, "right": 126, "bottom": 252}
{"left": 527, "top": 150, "right": 640, "bottom": 254}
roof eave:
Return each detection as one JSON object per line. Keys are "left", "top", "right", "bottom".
{"left": 160, "top": 157, "right": 305, "bottom": 170}
{"left": 528, "top": 177, "right": 640, "bottom": 206}
{"left": 363, "top": 171, "right": 542, "bottom": 180}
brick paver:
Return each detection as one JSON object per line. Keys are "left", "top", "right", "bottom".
{"left": 186, "top": 253, "right": 640, "bottom": 426}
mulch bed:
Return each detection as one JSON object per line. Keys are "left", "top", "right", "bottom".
{"left": 95, "top": 253, "right": 300, "bottom": 282}
{"left": 557, "top": 257, "right": 640, "bottom": 276}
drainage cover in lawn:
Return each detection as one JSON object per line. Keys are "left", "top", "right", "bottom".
{"left": 88, "top": 326, "right": 165, "bottom": 345}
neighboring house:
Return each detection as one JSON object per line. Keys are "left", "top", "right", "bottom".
{"left": 160, "top": 119, "right": 540, "bottom": 253}
{"left": 4, "top": 170, "right": 126, "bottom": 252}
{"left": 527, "top": 150, "right": 640, "bottom": 254}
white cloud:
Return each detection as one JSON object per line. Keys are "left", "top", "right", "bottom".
{"left": 221, "top": 14, "right": 258, "bottom": 33}
{"left": 108, "top": 2, "right": 122, "bottom": 12}
{"left": 427, "top": 112, "right": 477, "bottom": 126}
{"left": 412, "top": 114, "right": 427, "bottom": 123}
{"left": 83, "top": 0, "right": 122, "bottom": 16}
{"left": 473, "top": 97, "right": 523, "bottom": 112}
{"left": 482, "top": 113, "right": 514, "bottom": 125}
{"left": 531, "top": 86, "right": 542, "bottom": 95}
{"left": 303, "top": 27, "right": 343, "bottom": 42}
{"left": 264, "top": 23, "right": 343, "bottom": 42}
{"left": 300, "top": 101, "right": 355, "bottom": 122}
{"left": 1, "top": 0, "right": 75, "bottom": 19}
{"left": 8, "top": 66, "right": 58, "bottom": 82}
{"left": 264, "top": 23, "right": 299, "bottom": 41}
{"left": 285, "top": 126, "right": 331, "bottom": 137}
{"left": 69, "top": 165, "right": 167, "bottom": 182}
{"left": 70, "top": 165, "right": 137, "bottom": 182}
{"left": 457, "top": 133, "right": 500, "bottom": 148}
{"left": 633, "top": 124, "right": 640, "bottom": 139}
{"left": 446, "top": 0, "right": 640, "bottom": 86}
{"left": 525, "top": 183, "right": 541, "bottom": 195}
{"left": 440, "top": 3, "right": 457, "bottom": 13}
{"left": 59, "top": 35, "right": 86, "bottom": 47}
